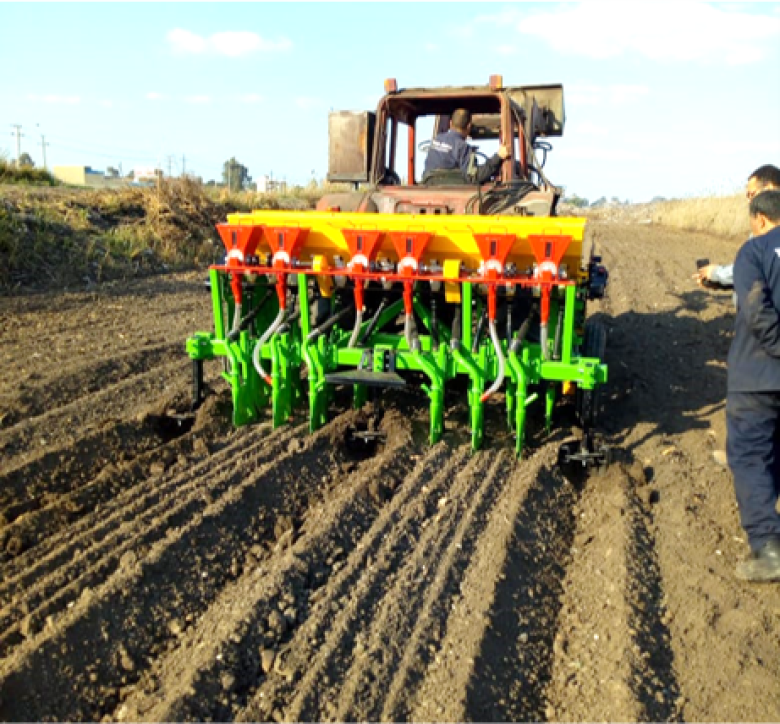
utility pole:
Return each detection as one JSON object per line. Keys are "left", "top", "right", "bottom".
{"left": 181, "top": 154, "right": 186, "bottom": 177}
{"left": 166, "top": 155, "right": 173, "bottom": 178}
{"left": 39, "top": 134, "right": 49, "bottom": 170}
{"left": 10, "top": 124, "right": 23, "bottom": 165}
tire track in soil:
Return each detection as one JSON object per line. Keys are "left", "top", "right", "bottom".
{"left": 0, "top": 417, "right": 300, "bottom": 657}
{"left": 0, "top": 407, "right": 381, "bottom": 721}
{"left": 545, "top": 462, "right": 681, "bottom": 722}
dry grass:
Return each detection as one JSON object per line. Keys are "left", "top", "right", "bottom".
{"left": 567, "top": 193, "right": 750, "bottom": 241}
{"left": 650, "top": 194, "right": 748, "bottom": 239}
{"left": 0, "top": 177, "right": 330, "bottom": 293}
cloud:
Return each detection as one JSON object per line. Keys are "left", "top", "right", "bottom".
{"left": 564, "top": 146, "right": 644, "bottom": 162}
{"left": 295, "top": 96, "right": 321, "bottom": 111}
{"left": 566, "top": 84, "right": 649, "bottom": 107}
{"left": 167, "top": 28, "right": 292, "bottom": 57}
{"left": 184, "top": 95, "right": 211, "bottom": 104}
{"left": 478, "top": 2, "right": 780, "bottom": 65}
{"left": 99, "top": 100, "right": 114, "bottom": 109}
{"left": 146, "top": 92, "right": 165, "bottom": 101}
{"left": 27, "top": 94, "right": 81, "bottom": 105}
{"left": 239, "top": 93, "right": 264, "bottom": 104}
{"left": 424, "top": 43, "right": 439, "bottom": 53}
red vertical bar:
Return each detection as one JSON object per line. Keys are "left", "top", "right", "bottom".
{"left": 408, "top": 121, "right": 415, "bottom": 186}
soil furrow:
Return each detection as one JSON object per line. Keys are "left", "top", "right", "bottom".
{"left": 0, "top": 359, "right": 190, "bottom": 463}
{"left": 343, "top": 451, "right": 514, "bottom": 723}
{"left": 0, "top": 408, "right": 227, "bottom": 557}
{"left": 545, "top": 464, "right": 639, "bottom": 722}
{"left": 407, "top": 445, "right": 563, "bottom": 722}
{"left": 113, "top": 408, "right": 421, "bottom": 722}
{"left": 0, "top": 421, "right": 299, "bottom": 651}
{"left": 0, "top": 342, "right": 182, "bottom": 427}
{"left": 0, "top": 412, "right": 361, "bottom": 721}
{"left": 283, "top": 447, "right": 492, "bottom": 723}
{"left": 0, "top": 411, "right": 269, "bottom": 589}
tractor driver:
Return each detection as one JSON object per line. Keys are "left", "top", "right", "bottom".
{"left": 422, "top": 108, "right": 509, "bottom": 186}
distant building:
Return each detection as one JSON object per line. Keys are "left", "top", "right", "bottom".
{"left": 257, "top": 174, "right": 285, "bottom": 193}
{"left": 53, "top": 166, "right": 128, "bottom": 188}
{"left": 132, "top": 166, "right": 162, "bottom": 184}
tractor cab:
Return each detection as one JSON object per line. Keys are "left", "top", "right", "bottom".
{"left": 320, "top": 76, "right": 566, "bottom": 217}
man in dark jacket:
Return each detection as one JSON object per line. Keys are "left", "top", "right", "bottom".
{"left": 695, "top": 165, "right": 780, "bottom": 288}
{"left": 422, "top": 108, "right": 509, "bottom": 185}
{"left": 727, "top": 189, "right": 780, "bottom": 581}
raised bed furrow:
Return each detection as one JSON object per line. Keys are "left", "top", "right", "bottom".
{"left": 0, "top": 415, "right": 264, "bottom": 589}
{"left": 237, "top": 443, "right": 475, "bottom": 722}
{"left": 0, "top": 358, "right": 189, "bottom": 463}
{"left": 2, "top": 342, "right": 182, "bottom": 426}
{"left": 115, "top": 411, "right": 435, "bottom": 723}
{"left": 0, "top": 421, "right": 298, "bottom": 649}
{"left": 332, "top": 451, "right": 514, "bottom": 723}
{"left": 0, "top": 411, "right": 360, "bottom": 721}
{"left": 544, "top": 466, "right": 640, "bottom": 721}
{"left": 406, "top": 445, "right": 570, "bottom": 722}
{"left": 279, "top": 447, "right": 485, "bottom": 722}
{"left": 0, "top": 401, "right": 231, "bottom": 560}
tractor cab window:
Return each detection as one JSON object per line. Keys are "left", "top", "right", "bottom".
{"left": 381, "top": 116, "right": 409, "bottom": 185}
{"left": 380, "top": 95, "right": 517, "bottom": 186}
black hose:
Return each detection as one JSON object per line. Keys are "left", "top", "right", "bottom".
{"left": 451, "top": 306, "right": 462, "bottom": 350}
{"left": 510, "top": 304, "right": 539, "bottom": 354}
{"left": 472, "top": 307, "right": 487, "bottom": 354}
{"left": 430, "top": 296, "right": 439, "bottom": 351}
{"left": 359, "top": 297, "right": 388, "bottom": 344}
{"left": 307, "top": 306, "right": 353, "bottom": 341}
{"left": 226, "top": 289, "right": 273, "bottom": 342}
{"left": 277, "top": 308, "right": 302, "bottom": 336}
{"left": 553, "top": 301, "right": 564, "bottom": 361}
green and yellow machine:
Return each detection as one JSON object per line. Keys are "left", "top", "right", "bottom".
{"left": 187, "top": 76, "right": 609, "bottom": 465}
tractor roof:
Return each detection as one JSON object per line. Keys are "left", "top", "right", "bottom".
{"left": 379, "top": 84, "right": 565, "bottom": 137}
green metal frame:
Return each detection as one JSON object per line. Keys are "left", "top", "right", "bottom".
{"left": 187, "top": 272, "right": 607, "bottom": 457}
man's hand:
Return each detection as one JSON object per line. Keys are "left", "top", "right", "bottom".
{"left": 692, "top": 264, "right": 717, "bottom": 287}
{"left": 498, "top": 145, "right": 510, "bottom": 160}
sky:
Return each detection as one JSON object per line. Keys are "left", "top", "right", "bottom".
{"left": 1, "top": 1, "right": 778, "bottom": 203}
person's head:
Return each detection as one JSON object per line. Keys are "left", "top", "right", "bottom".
{"left": 450, "top": 109, "right": 472, "bottom": 137}
{"left": 747, "top": 164, "right": 780, "bottom": 200}
{"left": 749, "top": 189, "right": 780, "bottom": 237}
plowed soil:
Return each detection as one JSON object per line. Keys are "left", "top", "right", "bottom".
{"left": 2, "top": 221, "right": 779, "bottom": 722}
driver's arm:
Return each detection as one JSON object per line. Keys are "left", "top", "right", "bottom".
{"left": 473, "top": 145, "right": 510, "bottom": 184}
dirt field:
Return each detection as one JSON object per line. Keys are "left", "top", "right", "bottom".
{"left": 2, "top": 220, "right": 779, "bottom": 722}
